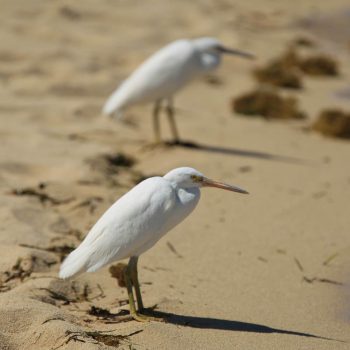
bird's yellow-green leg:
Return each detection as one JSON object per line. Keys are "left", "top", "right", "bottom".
{"left": 166, "top": 98, "right": 180, "bottom": 144}
{"left": 125, "top": 257, "right": 162, "bottom": 322}
{"left": 124, "top": 260, "right": 149, "bottom": 322}
{"left": 152, "top": 100, "right": 162, "bottom": 144}
{"left": 129, "top": 256, "right": 144, "bottom": 311}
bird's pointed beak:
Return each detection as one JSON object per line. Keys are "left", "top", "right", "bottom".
{"left": 202, "top": 178, "right": 249, "bottom": 194}
{"left": 219, "top": 46, "right": 255, "bottom": 60}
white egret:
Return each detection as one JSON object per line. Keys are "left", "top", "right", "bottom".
{"left": 103, "top": 37, "right": 254, "bottom": 143}
{"left": 59, "top": 167, "right": 248, "bottom": 321}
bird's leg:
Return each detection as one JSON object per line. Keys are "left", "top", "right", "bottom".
{"left": 166, "top": 98, "right": 180, "bottom": 144}
{"left": 129, "top": 256, "right": 144, "bottom": 311}
{"left": 152, "top": 100, "right": 162, "bottom": 143}
{"left": 123, "top": 262, "right": 138, "bottom": 318}
{"left": 124, "top": 257, "right": 162, "bottom": 322}
{"left": 124, "top": 259, "right": 149, "bottom": 322}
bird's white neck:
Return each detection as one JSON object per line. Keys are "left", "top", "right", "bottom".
{"left": 173, "top": 187, "right": 201, "bottom": 218}
{"left": 199, "top": 52, "right": 221, "bottom": 72}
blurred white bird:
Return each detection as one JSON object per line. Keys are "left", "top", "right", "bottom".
{"left": 103, "top": 37, "right": 254, "bottom": 143}
{"left": 59, "top": 167, "right": 248, "bottom": 321}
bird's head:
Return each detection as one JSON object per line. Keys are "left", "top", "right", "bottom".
{"left": 192, "top": 37, "right": 255, "bottom": 72}
{"left": 164, "top": 167, "right": 249, "bottom": 194}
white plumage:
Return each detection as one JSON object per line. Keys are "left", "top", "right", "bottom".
{"left": 103, "top": 39, "right": 200, "bottom": 116}
{"left": 60, "top": 172, "right": 199, "bottom": 278}
{"left": 59, "top": 167, "right": 248, "bottom": 321}
{"left": 102, "top": 38, "right": 254, "bottom": 142}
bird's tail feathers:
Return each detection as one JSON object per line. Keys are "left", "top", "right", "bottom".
{"left": 59, "top": 246, "right": 90, "bottom": 279}
{"left": 102, "top": 90, "right": 126, "bottom": 118}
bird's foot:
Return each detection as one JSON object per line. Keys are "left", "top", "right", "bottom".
{"left": 165, "top": 139, "right": 181, "bottom": 147}
{"left": 165, "top": 139, "right": 199, "bottom": 148}
{"left": 143, "top": 139, "right": 198, "bottom": 151}
{"left": 143, "top": 141, "right": 167, "bottom": 151}
{"left": 144, "top": 139, "right": 181, "bottom": 149}
{"left": 131, "top": 310, "right": 164, "bottom": 322}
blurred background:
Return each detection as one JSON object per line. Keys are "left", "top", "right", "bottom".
{"left": 0, "top": 1, "right": 349, "bottom": 349}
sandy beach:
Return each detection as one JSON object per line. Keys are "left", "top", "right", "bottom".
{"left": 1, "top": 0, "right": 350, "bottom": 349}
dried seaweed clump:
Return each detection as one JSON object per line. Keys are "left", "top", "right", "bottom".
{"left": 254, "top": 48, "right": 339, "bottom": 88}
{"left": 0, "top": 254, "right": 56, "bottom": 292}
{"left": 105, "top": 153, "right": 135, "bottom": 168}
{"left": 232, "top": 89, "right": 306, "bottom": 120}
{"left": 292, "top": 36, "right": 315, "bottom": 48}
{"left": 253, "top": 50, "right": 302, "bottom": 89}
{"left": 298, "top": 55, "right": 338, "bottom": 76}
{"left": 312, "top": 109, "right": 350, "bottom": 139}
{"left": 87, "top": 152, "right": 135, "bottom": 175}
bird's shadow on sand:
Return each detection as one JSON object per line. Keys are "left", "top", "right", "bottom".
{"left": 145, "top": 309, "right": 344, "bottom": 343}
{"left": 165, "top": 140, "right": 310, "bottom": 165}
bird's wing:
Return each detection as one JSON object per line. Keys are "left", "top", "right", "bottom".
{"left": 59, "top": 177, "right": 175, "bottom": 278}
{"left": 102, "top": 40, "right": 199, "bottom": 114}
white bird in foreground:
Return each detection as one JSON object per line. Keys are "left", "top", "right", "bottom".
{"left": 103, "top": 37, "right": 254, "bottom": 143}
{"left": 59, "top": 167, "right": 248, "bottom": 321}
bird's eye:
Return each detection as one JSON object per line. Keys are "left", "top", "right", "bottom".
{"left": 191, "top": 175, "right": 202, "bottom": 182}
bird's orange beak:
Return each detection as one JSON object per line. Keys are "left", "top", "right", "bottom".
{"left": 202, "top": 178, "right": 249, "bottom": 194}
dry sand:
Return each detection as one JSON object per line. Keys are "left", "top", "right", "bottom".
{"left": 1, "top": 0, "right": 350, "bottom": 349}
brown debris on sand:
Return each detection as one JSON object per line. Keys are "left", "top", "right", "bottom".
{"left": 312, "top": 109, "right": 350, "bottom": 139}
{"left": 39, "top": 279, "right": 105, "bottom": 307}
{"left": 60, "top": 329, "right": 142, "bottom": 348}
{"left": 19, "top": 242, "right": 76, "bottom": 262}
{"left": 85, "top": 152, "right": 136, "bottom": 186}
{"left": 232, "top": 89, "right": 306, "bottom": 120}
{"left": 203, "top": 74, "right": 223, "bottom": 86}
{"left": 253, "top": 50, "right": 302, "bottom": 89}
{"left": 253, "top": 47, "right": 339, "bottom": 89}
{"left": 88, "top": 306, "right": 115, "bottom": 318}
{"left": 87, "top": 153, "right": 135, "bottom": 174}
{"left": 0, "top": 254, "right": 57, "bottom": 292}
{"left": 9, "top": 186, "right": 75, "bottom": 206}
{"left": 292, "top": 36, "right": 316, "bottom": 48}
{"left": 298, "top": 55, "right": 338, "bottom": 76}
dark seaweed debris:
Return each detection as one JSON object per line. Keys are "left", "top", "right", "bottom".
{"left": 9, "top": 187, "right": 74, "bottom": 205}
{"left": 298, "top": 55, "right": 338, "bottom": 76}
{"left": 253, "top": 48, "right": 339, "bottom": 89}
{"left": 87, "top": 152, "right": 135, "bottom": 174}
{"left": 253, "top": 50, "right": 302, "bottom": 89}
{"left": 56, "top": 329, "right": 142, "bottom": 348}
{"left": 232, "top": 89, "right": 306, "bottom": 120}
{"left": 312, "top": 109, "right": 350, "bottom": 139}
{"left": 292, "top": 36, "right": 315, "bottom": 48}
{"left": 19, "top": 243, "right": 76, "bottom": 262}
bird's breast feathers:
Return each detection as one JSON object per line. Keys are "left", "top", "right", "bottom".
{"left": 79, "top": 178, "right": 178, "bottom": 258}
{"left": 119, "top": 40, "right": 200, "bottom": 104}
{"left": 61, "top": 176, "right": 201, "bottom": 274}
